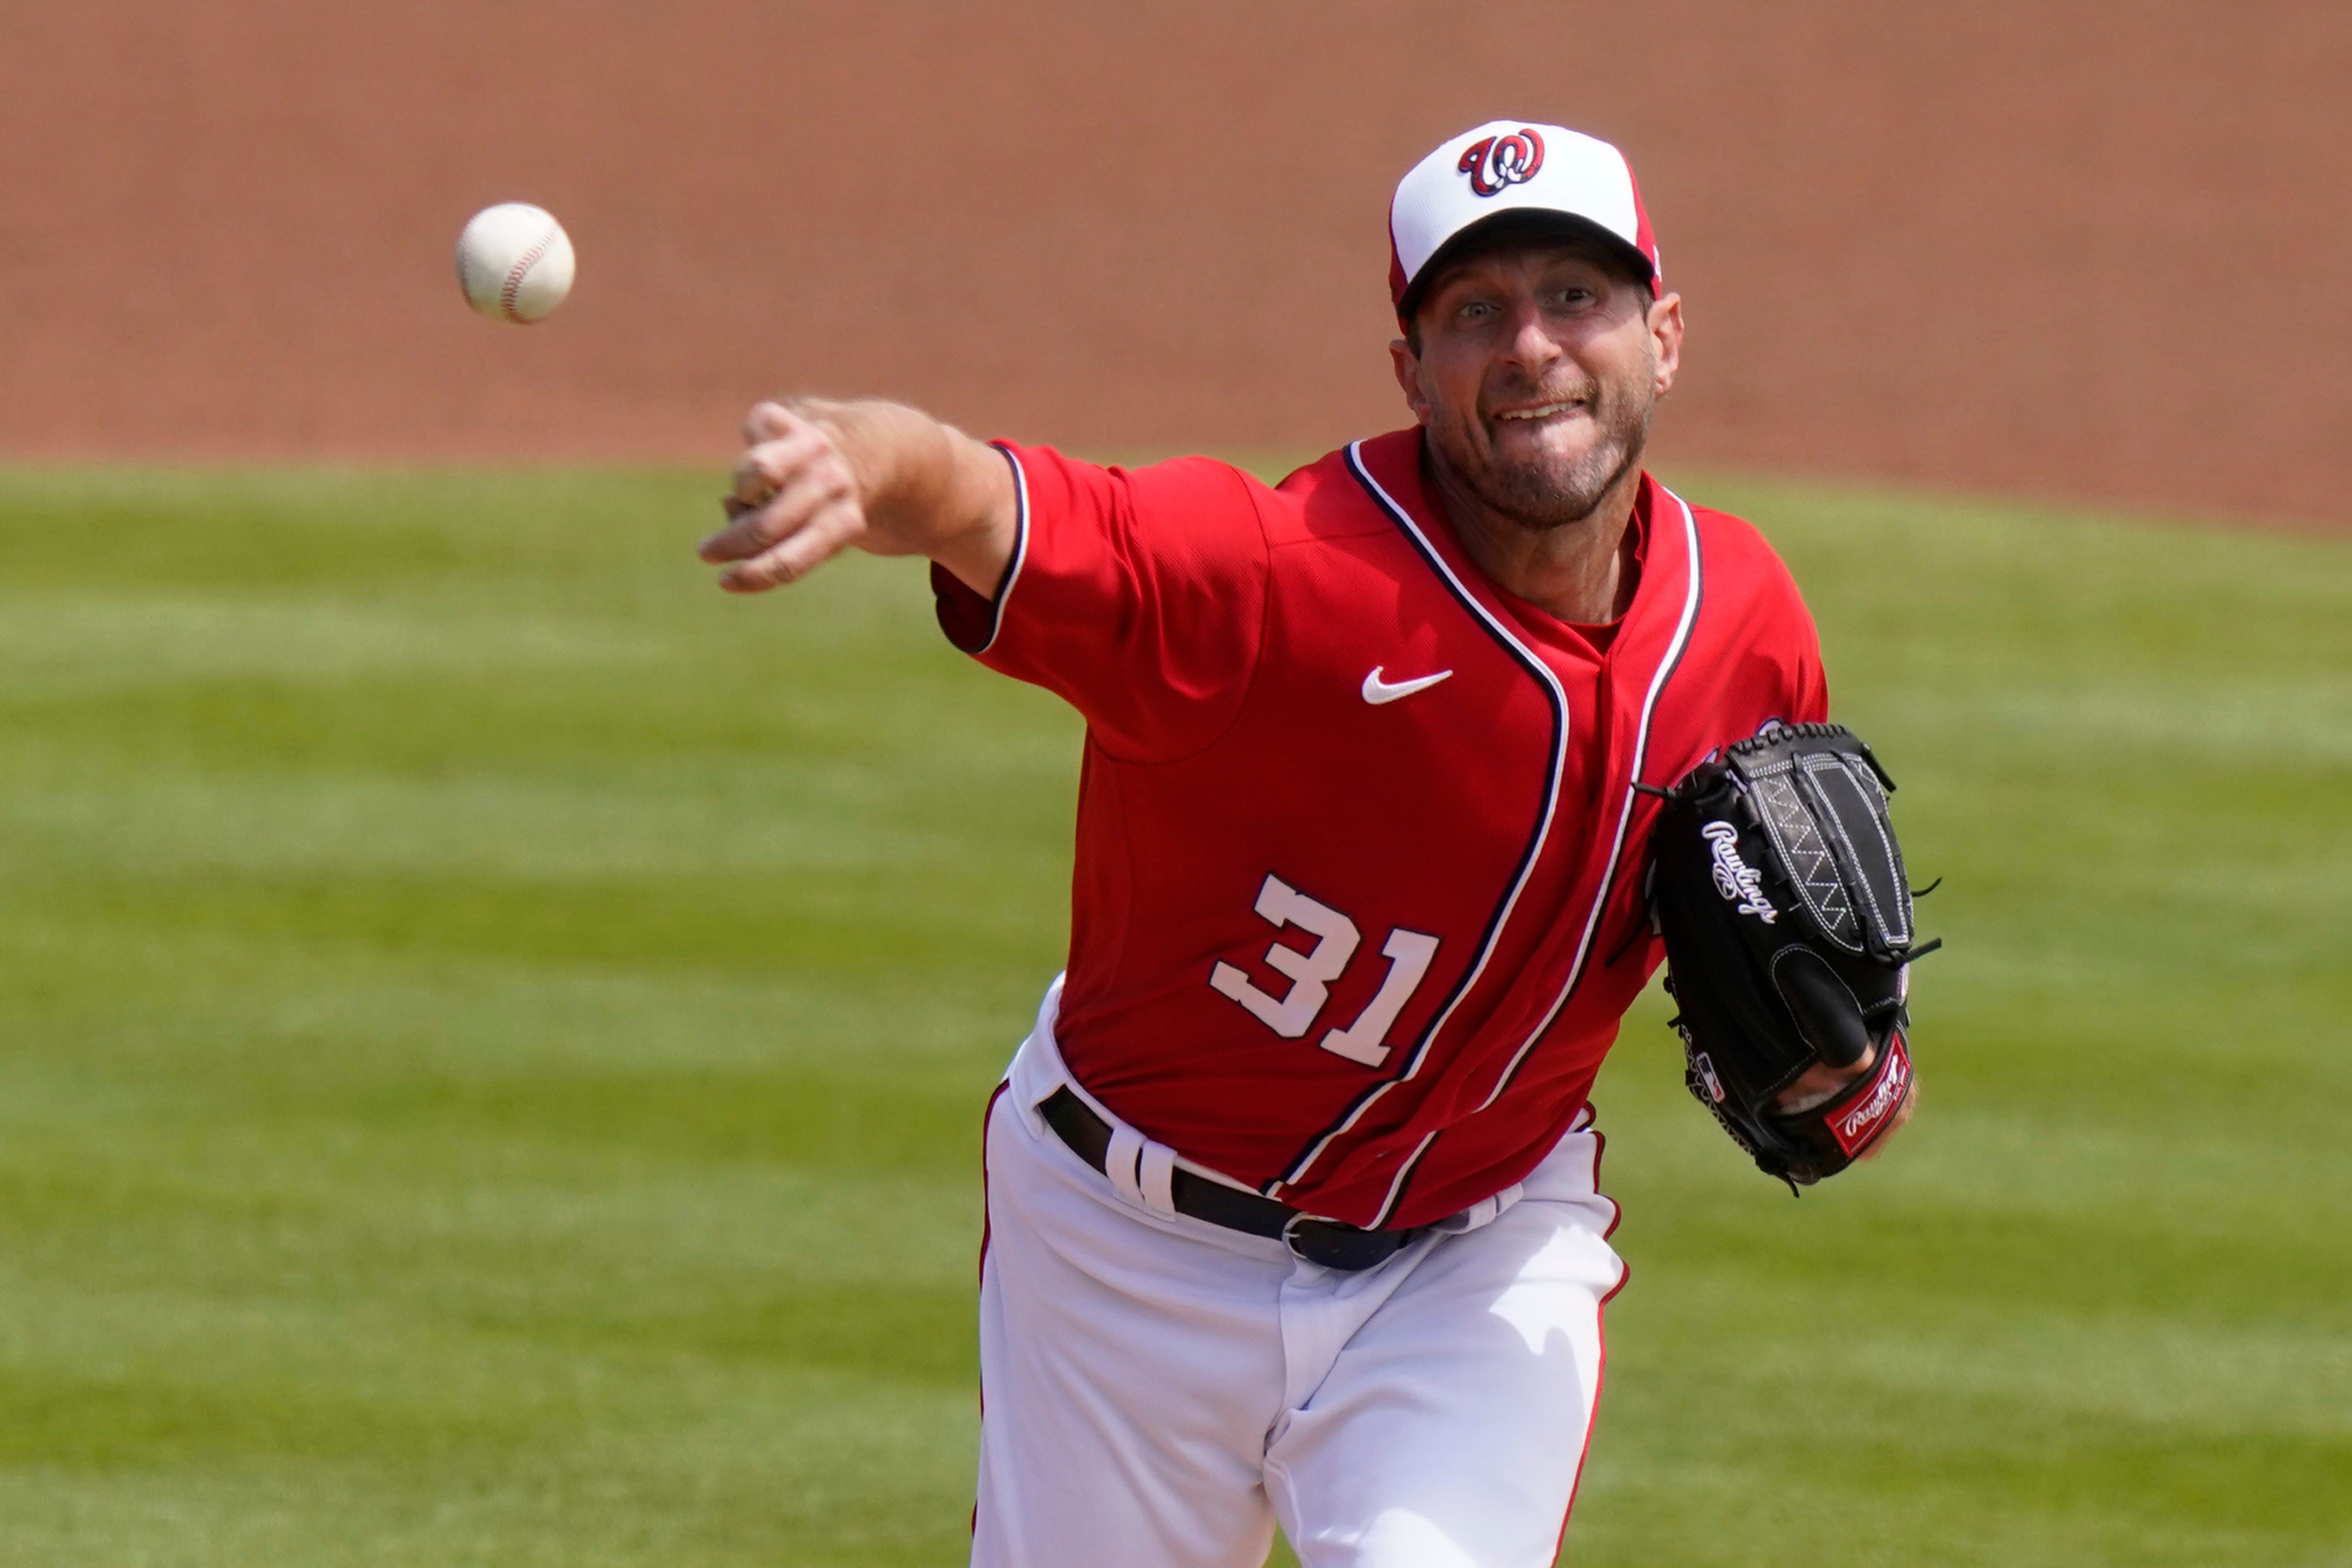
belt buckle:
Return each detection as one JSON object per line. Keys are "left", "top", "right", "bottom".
{"left": 1282, "top": 1212, "right": 1405, "bottom": 1272}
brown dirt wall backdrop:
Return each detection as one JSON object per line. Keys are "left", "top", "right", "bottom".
{"left": 2, "top": 2, "right": 2345, "bottom": 524}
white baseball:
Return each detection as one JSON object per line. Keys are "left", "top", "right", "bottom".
{"left": 454, "top": 203, "right": 575, "bottom": 325}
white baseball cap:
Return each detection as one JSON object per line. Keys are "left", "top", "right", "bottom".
{"left": 1387, "top": 120, "right": 1659, "bottom": 323}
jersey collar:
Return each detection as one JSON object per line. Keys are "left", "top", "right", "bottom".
{"left": 1351, "top": 427, "right": 1673, "bottom": 642}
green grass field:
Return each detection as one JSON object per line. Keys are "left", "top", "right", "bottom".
{"left": 0, "top": 462, "right": 2345, "bottom": 1567}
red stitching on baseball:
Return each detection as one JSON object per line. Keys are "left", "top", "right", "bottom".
{"left": 500, "top": 227, "right": 558, "bottom": 323}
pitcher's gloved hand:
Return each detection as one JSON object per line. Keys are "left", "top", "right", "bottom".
{"left": 1643, "top": 723, "right": 1937, "bottom": 1188}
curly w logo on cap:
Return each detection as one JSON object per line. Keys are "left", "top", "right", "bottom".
{"left": 1456, "top": 129, "right": 1546, "bottom": 196}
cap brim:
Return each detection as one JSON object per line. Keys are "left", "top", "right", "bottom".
{"left": 1395, "top": 209, "right": 1656, "bottom": 327}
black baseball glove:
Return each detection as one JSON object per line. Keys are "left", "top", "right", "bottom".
{"left": 1643, "top": 722, "right": 1935, "bottom": 1188}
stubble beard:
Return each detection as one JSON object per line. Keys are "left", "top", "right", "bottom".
{"left": 1445, "top": 374, "right": 1655, "bottom": 533}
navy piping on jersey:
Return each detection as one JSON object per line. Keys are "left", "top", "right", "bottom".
{"left": 961, "top": 443, "right": 1032, "bottom": 656}
{"left": 1475, "top": 488, "right": 1704, "bottom": 1106}
{"left": 1369, "top": 487, "right": 1706, "bottom": 1228}
{"left": 1263, "top": 439, "right": 1574, "bottom": 1204}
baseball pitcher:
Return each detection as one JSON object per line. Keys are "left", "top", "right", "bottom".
{"left": 700, "top": 120, "right": 1926, "bottom": 1567}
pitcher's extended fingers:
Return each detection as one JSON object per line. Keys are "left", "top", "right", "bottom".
{"left": 719, "top": 497, "right": 866, "bottom": 592}
{"left": 741, "top": 399, "right": 801, "bottom": 446}
{"left": 730, "top": 427, "right": 829, "bottom": 506}
{"left": 703, "top": 456, "right": 855, "bottom": 561}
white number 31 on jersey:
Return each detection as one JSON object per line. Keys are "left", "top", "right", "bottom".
{"left": 1208, "top": 874, "right": 1440, "bottom": 1069}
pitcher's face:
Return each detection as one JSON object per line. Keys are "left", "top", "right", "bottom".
{"left": 1394, "top": 240, "right": 1681, "bottom": 530}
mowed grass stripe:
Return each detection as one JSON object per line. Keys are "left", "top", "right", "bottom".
{"left": 0, "top": 465, "right": 2344, "bottom": 1566}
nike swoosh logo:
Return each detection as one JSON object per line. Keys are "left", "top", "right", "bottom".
{"left": 1361, "top": 666, "right": 1454, "bottom": 705}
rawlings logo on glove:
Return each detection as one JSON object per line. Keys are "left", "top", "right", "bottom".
{"left": 1702, "top": 820, "right": 1778, "bottom": 922}
{"left": 1643, "top": 723, "right": 1938, "bottom": 1188}
{"left": 1827, "top": 1031, "right": 1912, "bottom": 1155}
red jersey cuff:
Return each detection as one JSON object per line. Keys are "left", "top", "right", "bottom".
{"left": 929, "top": 443, "right": 1030, "bottom": 654}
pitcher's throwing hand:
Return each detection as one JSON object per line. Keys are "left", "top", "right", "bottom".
{"left": 702, "top": 399, "right": 1013, "bottom": 594}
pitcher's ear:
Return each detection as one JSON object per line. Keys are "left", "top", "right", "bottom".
{"left": 1390, "top": 338, "right": 1430, "bottom": 423}
{"left": 1649, "top": 291, "right": 1685, "bottom": 396}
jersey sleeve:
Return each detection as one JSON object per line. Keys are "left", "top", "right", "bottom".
{"left": 1696, "top": 501, "right": 1831, "bottom": 730}
{"left": 930, "top": 443, "right": 1272, "bottom": 762}
{"left": 1752, "top": 559, "right": 1830, "bottom": 727}
{"left": 1789, "top": 598, "right": 1830, "bottom": 724}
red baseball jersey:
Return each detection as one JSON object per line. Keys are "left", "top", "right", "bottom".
{"left": 933, "top": 428, "right": 1827, "bottom": 1230}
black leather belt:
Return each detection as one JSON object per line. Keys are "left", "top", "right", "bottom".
{"left": 1038, "top": 1085, "right": 1422, "bottom": 1271}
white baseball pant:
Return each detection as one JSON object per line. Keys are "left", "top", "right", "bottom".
{"left": 973, "top": 980, "right": 1626, "bottom": 1568}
